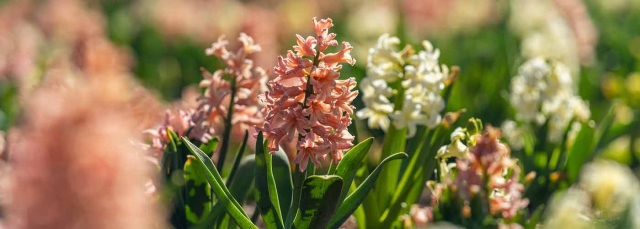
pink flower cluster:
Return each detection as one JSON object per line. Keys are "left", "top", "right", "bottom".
{"left": 145, "top": 33, "right": 267, "bottom": 154}
{"left": 455, "top": 127, "right": 529, "bottom": 219}
{"left": 144, "top": 109, "right": 194, "bottom": 154}
{"left": 192, "top": 33, "right": 268, "bottom": 142}
{"left": 261, "top": 18, "right": 358, "bottom": 172}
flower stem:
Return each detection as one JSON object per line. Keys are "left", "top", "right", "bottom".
{"left": 287, "top": 49, "right": 322, "bottom": 229}
{"left": 375, "top": 66, "right": 408, "bottom": 209}
{"left": 286, "top": 164, "right": 311, "bottom": 229}
{"left": 217, "top": 75, "right": 237, "bottom": 172}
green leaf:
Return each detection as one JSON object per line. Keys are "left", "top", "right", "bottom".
{"left": 566, "top": 123, "right": 595, "bottom": 182}
{"left": 184, "top": 155, "right": 213, "bottom": 225}
{"left": 226, "top": 130, "right": 249, "bottom": 186}
{"left": 329, "top": 152, "right": 408, "bottom": 229}
{"left": 196, "top": 156, "right": 256, "bottom": 229}
{"left": 272, "top": 149, "right": 293, "bottom": 221}
{"left": 293, "top": 175, "right": 344, "bottom": 229}
{"left": 525, "top": 204, "right": 545, "bottom": 229}
{"left": 181, "top": 137, "right": 256, "bottom": 229}
{"left": 566, "top": 104, "right": 614, "bottom": 182}
{"left": 334, "top": 138, "right": 374, "bottom": 207}
{"left": 229, "top": 156, "right": 256, "bottom": 205}
{"left": 376, "top": 125, "right": 407, "bottom": 207}
{"left": 255, "top": 132, "right": 285, "bottom": 229}
{"left": 199, "top": 137, "right": 219, "bottom": 158}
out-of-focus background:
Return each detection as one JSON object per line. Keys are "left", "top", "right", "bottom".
{"left": 1, "top": 0, "right": 639, "bottom": 165}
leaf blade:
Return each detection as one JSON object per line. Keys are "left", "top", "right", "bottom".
{"left": 255, "top": 132, "right": 285, "bottom": 229}
{"left": 181, "top": 137, "right": 256, "bottom": 229}
{"left": 328, "top": 152, "right": 408, "bottom": 229}
{"left": 333, "top": 137, "right": 374, "bottom": 207}
{"left": 293, "top": 175, "right": 344, "bottom": 229}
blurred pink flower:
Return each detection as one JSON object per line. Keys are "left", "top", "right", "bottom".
{"left": 465, "top": 127, "right": 528, "bottom": 219}
{"left": 6, "top": 78, "right": 166, "bottom": 229}
{"left": 402, "top": 0, "right": 502, "bottom": 38}
{"left": 553, "top": 0, "right": 598, "bottom": 65}
{"left": 144, "top": 109, "right": 197, "bottom": 155}
{"left": 410, "top": 205, "right": 434, "bottom": 227}
{"left": 261, "top": 17, "right": 358, "bottom": 172}
{"left": 0, "top": 131, "right": 4, "bottom": 158}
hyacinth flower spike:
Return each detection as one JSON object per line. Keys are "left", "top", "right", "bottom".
{"left": 260, "top": 17, "right": 358, "bottom": 172}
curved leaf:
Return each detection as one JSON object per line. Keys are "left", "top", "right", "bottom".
{"left": 272, "top": 149, "right": 293, "bottom": 220}
{"left": 226, "top": 130, "right": 250, "bottom": 186}
{"left": 255, "top": 132, "right": 285, "bottom": 229}
{"left": 184, "top": 156, "right": 213, "bottom": 225}
{"left": 181, "top": 137, "right": 256, "bottom": 229}
{"left": 566, "top": 123, "right": 595, "bottom": 182}
{"left": 328, "top": 152, "right": 408, "bottom": 229}
{"left": 334, "top": 138, "right": 374, "bottom": 207}
{"left": 195, "top": 156, "right": 256, "bottom": 229}
{"left": 293, "top": 175, "right": 344, "bottom": 229}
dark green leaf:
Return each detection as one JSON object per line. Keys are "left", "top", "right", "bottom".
{"left": 181, "top": 137, "right": 256, "bottom": 229}
{"left": 334, "top": 138, "right": 373, "bottom": 207}
{"left": 525, "top": 204, "right": 545, "bottom": 229}
{"left": 566, "top": 123, "right": 595, "bottom": 182}
{"left": 199, "top": 137, "right": 219, "bottom": 158}
{"left": 293, "top": 175, "right": 344, "bottom": 229}
{"left": 196, "top": 156, "right": 256, "bottom": 229}
{"left": 329, "top": 152, "right": 408, "bottom": 229}
{"left": 226, "top": 130, "right": 249, "bottom": 186}
{"left": 255, "top": 132, "right": 285, "bottom": 229}
{"left": 272, "top": 149, "right": 293, "bottom": 221}
{"left": 184, "top": 155, "right": 213, "bottom": 225}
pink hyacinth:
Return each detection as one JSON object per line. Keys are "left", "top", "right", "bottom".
{"left": 145, "top": 33, "right": 267, "bottom": 155}
{"left": 459, "top": 126, "right": 529, "bottom": 219}
{"left": 261, "top": 17, "right": 358, "bottom": 172}
{"left": 192, "top": 33, "right": 268, "bottom": 143}
{"left": 143, "top": 109, "right": 196, "bottom": 156}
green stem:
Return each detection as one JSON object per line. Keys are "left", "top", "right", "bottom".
{"left": 217, "top": 75, "right": 237, "bottom": 172}
{"left": 375, "top": 69, "right": 409, "bottom": 208}
{"left": 225, "top": 130, "right": 249, "bottom": 186}
{"left": 286, "top": 164, "right": 313, "bottom": 229}
{"left": 285, "top": 51, "right": 321, "bottom": 229}
{"left": 379, "top": 126, "right": 444, "bottom": 227}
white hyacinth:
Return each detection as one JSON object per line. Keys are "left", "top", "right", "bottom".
{"left": 508, "top": 0, "right": 582, "bottom": 74}
{"left": 542, "top": 160, "right": 640, "bottom": 228}
{"left": 580, "top": 160, "right": 640, "bottom": 219}
{"left": 357, "top": 34, "right": 448, "bottom": 137}
{"left": 541, "top": 187, "right": 594, "bottom": 229}
{"left": 505, "top": 58, "right": 590, "bottom": 143}
{"left": 500, "top": 120, "right": 526, "bottom": 150}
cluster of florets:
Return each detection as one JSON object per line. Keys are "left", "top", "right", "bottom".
{"left": 504, "top": 58, "right": 590, "bottom": 146}
{"left": 145, "top": 33, "right": 267, "bottom": 153}
{"left": 356, "top": 34, "right": 449, "bottom": 137}
{"left": 260, "top": 18, "right": 358, "bottom": 171}
{"left": 542, "top": 159, "right": 640, "bottom": 228}
{"left": 432, "top": 126, "right": 529, "bottom": 228}
{"left": 191, "top": 33, "right": 268, "bottom": 142}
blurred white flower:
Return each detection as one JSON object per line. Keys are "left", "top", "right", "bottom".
{"left": 358, "top": 34, "right": 448, "bottom": 137}
{"left": 510, "top": 58, "right": 551, "bottom": 123}
{"left": 542, "top": 187, "right": 594, "bottom": 229}
{"left": 390, "top": 100, "right": 427, "bottom": 137}
{"left": 509, "top": 0, "right": 598, "bottom": 74}
{"left": 580, "top": 160, "right": 640, "bottom": 218}
{"left": 500, "top": 120, "right": 525, "bottom": 150}
{"left": 507, "top": 58, "right": 590, "bottom": 143}
{"left": 366, "top": 34, "right": 404, "bottom": 82}
{"left": 346, "top": 3, "right": 398, "bottom": 62}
